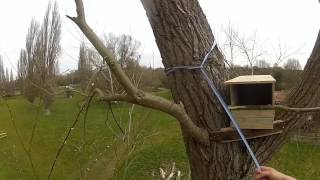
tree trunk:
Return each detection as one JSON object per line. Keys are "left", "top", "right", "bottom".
{"left": 141, "top": 0, "right": 320, "bottom": 179}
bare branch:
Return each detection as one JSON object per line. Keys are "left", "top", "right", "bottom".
{"left": 274, "top": 105, "right": 320, "bottom": 112}
{"left": 96, "top": 90, "right": 132, "bottom": 102}
{"left": 48, "top": 91, "right": 96, "bottom": 180}
{"left": 66, "top": 0, "right": 138, "bottom": 97}
{"left": 74, "top": 0, "right": 85, "bottom": 21}
{"left": 230, "top": 105, "right": 320, "bottom": 113}
{"left": 233, "top": 30, "right": 266, "bottom": 75}
{"left": 68, "top": 0, "right": 209, "bottom": 145}
{"left": 272, "top": 41, "right": 305, "bottom": 66}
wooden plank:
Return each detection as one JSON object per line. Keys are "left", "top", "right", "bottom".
{"left": 210, "top": 120, "right": 288, "bottom": 143}
{"left": 272, "top": 82, "right": 275, "bottom": 105}
{"left": 225, "top": 75, "right": 276, "bottom": 85}
{"left": 229, "top": 105, "right": 274, "bottom": 110}
{"left": 219, "top": 130, "right": 282, "bottom": 143}
{"left": 231, "top": 109, "right": 275, "bottom": 129}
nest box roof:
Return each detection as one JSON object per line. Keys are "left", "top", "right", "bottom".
{"left": 225, "top": 75, "right": 276, "bottom": 85}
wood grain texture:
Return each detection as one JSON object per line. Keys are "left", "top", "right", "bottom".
{"left": 225, "top": 75, "right": 276, "bottom": 85}
{"left": 231, "top": 109, "right": 275, "bottom": 129}
{"left": 210, "top": 120, "right": 287, "bottom": 143}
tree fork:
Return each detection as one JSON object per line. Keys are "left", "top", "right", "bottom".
{"left": 68, "top": 0, "right": 209, "bottom": 145}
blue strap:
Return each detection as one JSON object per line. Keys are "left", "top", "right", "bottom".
{"left": 166, "top": 41, "right": 261, "bottom": 170}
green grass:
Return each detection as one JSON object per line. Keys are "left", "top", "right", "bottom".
{"left": 0, "top": 90, "right": 187, "bottom": 179}
{"left": 0, "top": 90, "right": 319, "bottom": 179}
{"left": 269, "top": 142, "right": 320, "bottom": 179}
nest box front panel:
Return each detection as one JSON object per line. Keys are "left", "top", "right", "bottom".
{"left": 226, "top": 75, "right": 276, "bottom": 129}
{"left": 231, "top": 109, "right": 275, "bottom": 129}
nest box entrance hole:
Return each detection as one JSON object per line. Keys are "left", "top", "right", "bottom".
{"left": 230, "top": 83, "right": 273, "bottom": 106}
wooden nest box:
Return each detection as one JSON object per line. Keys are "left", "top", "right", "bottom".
{"left": 225, "top": 75, "right": 276, "bottom": 129}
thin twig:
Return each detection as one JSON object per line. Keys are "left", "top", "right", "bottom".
{"left": 127, "top": 104, "right": 135, "bottom": 146}
{"left": 82, "top": 92, "right": 93, "bottom": 152}
{"left": 47, "top": 92, "right": 96, "bottom": 180}
{"left": 28, "top": 100, "right": 43, "bottom": 150}
{"left": 104, "top": 106, "right": 119, "bottom": 138}
{"left": 108, "top": 102, "right": 125, "bottom": 135}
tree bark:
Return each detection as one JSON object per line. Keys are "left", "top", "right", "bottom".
{"left": 140, "top": 0, "right": 320, "bottom": 179}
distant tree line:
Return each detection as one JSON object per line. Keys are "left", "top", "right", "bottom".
{"left": 0, "top": 56, "right": 15, "bottom": 96}
{"left": 221, "top": 23, "right": 304, "bottom": 76}
{"left": 43, "top": 21, "right": 304, "bottom": 99}
{"left": 56, "top": 33, "right": 168, "bottom": 94}
{"left": 55, "top": 30, "right": 302, "bottom": 94}
{"left": 56, "top": 59, "right": 300, "bottom": 94}
{"left": 231, "top": 62, "right": 302, "bottom": 91}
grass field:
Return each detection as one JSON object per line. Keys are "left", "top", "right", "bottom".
{"left": 0, "top": 90, "right": 319, "bottom": 179}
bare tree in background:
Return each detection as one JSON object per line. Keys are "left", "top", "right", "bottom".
{"left": 283, "top": 58, "right": 302, "bottom": 70}
{"left": 255, "top": 59, "right": 270, "bottom": 68}
{"left": 0, "top": 57, "right": 15, "bottom": 96}
{"left": 221, "top": 22, "right": 239, "bottom": 69}
{"left": 9, "top": 69, "right": 15, "bottom": 95}
{"left": 234, "top": 31, "right": 266, "bottom": 75}
{"left": 114, "top": 34, "right": 141, "bottom": 70}
{"left": 4, "top": 68, "right": 9, "bottom": 94}
{"left": 17, "top": 50, "right": 27, "bottom": 96}
{"left": 17, "top": 1, "right": 61, "bottom": 115}
{"left": 2, "top": 68, "right": 12, "bottom": 96}
{"left": 221, "top": 23, "right": 268, "bottom": 75}
{"left": 103, "top": 33, "right": 119, "bottom": 58}
{"left": 78, "top": 42, "right": 93, "bottom": 91}
{"left": 0, "top": 56, "right": 4, "bottom": 91}
{"left": 103, "top": 33, "right": 142, "bottom": 69}
{"left": 36, "top": 1, "right": 61, "bottom": 115}
{"left": 76, "top": 44, "right": 113, "bottom": 93}
{"left": 272, "top": 42, "right": 304, "bottom": 67}
{"left": 18, "top": 19, "right": 39, "bottom": 103}
{"left": 77, "top": 34, "right": 142, "bottom": 94}
{"left": 104, "top": 33, "right": 142, "bottom": 90}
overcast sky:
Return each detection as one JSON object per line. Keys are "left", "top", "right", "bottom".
{"left": 0, "top": 0, "right": 319, "bottom": 74}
